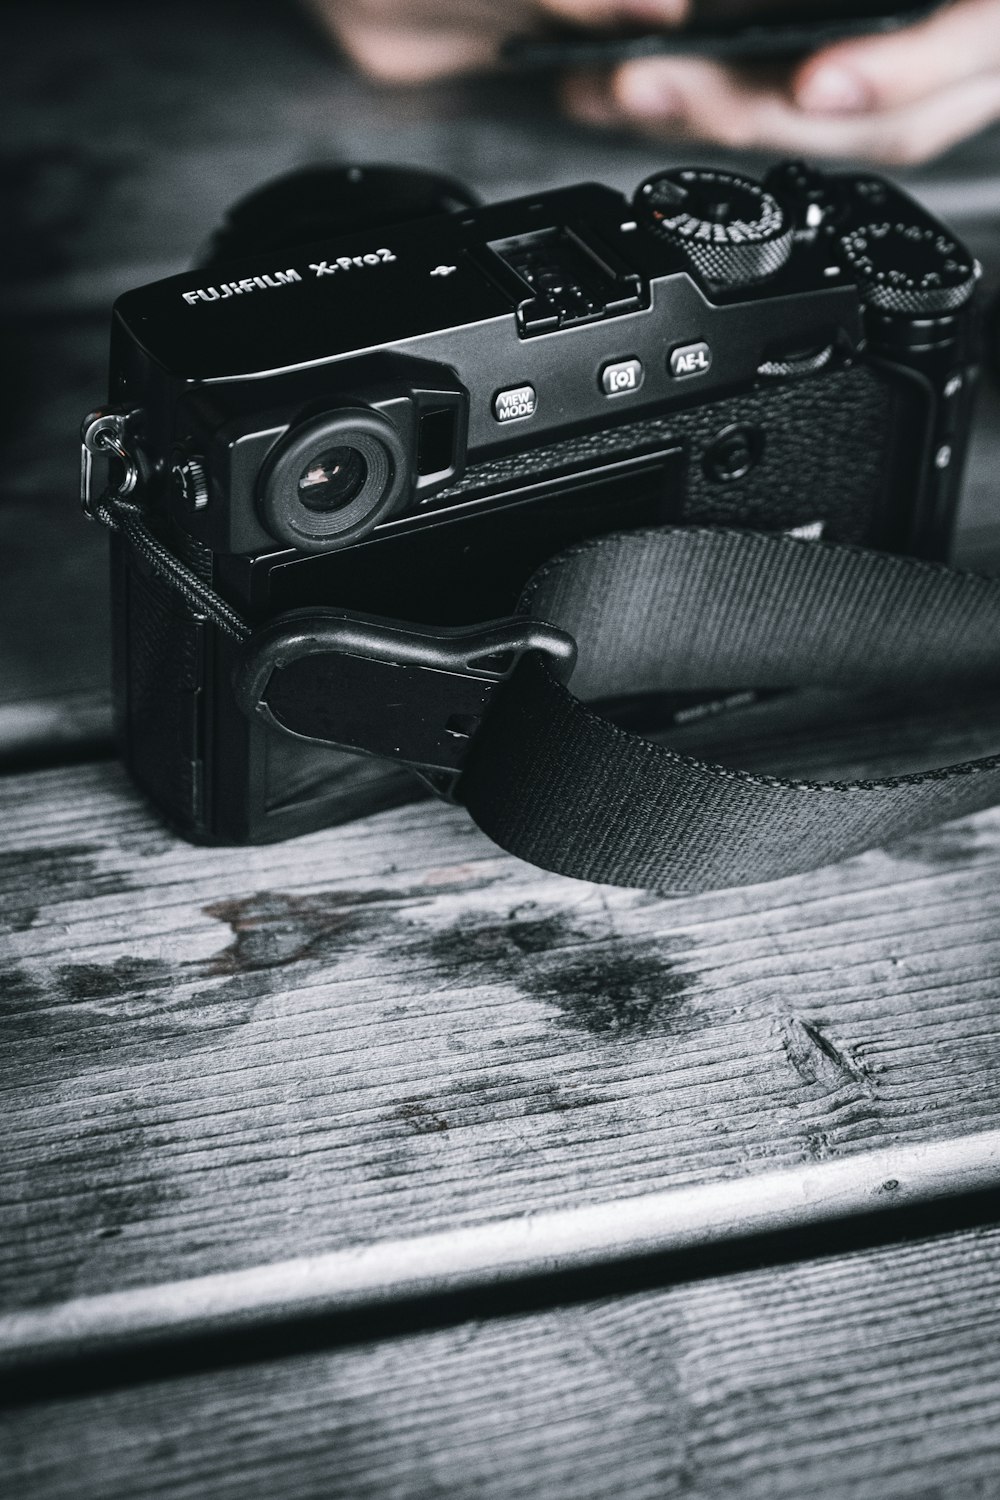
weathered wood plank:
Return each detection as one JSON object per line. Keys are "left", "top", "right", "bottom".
{"left": 4, "top": 1130, "right": 999, "bottom": 1376}
{"left": 4, "top": 676, "right": 1000, "bottom": 1311}
{"left": 4, "top": 1218, "right": 1000, "bottom": 1499}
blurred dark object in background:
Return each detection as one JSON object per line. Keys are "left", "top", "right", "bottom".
{"left": 200, "top": 163, "right": 479, "bottom": 265}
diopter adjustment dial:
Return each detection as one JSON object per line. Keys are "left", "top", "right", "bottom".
{"left": 839, "top": 221, "right": 979, "bottom": 316}
{"left": 637, "top": 168, "right": 794, "bottom": 289}
{"left": 171, "top": 455, "right": 209, "bottom": 511}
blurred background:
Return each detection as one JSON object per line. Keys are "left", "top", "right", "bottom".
{"left": 3, "top": 0, "right": 1000, "bottom": 776}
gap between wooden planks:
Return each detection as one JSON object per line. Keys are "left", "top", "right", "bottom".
{"left": 4, "top": 1215, "right": 1000, "bottom": 1500}
{"left": 1, "top": 1128, "right": 999, "bottom": 1375}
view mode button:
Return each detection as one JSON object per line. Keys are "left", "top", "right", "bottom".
{"left": 493, "top": 385, "right": 537, "bottom": 423}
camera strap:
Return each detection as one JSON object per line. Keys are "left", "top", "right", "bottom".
{"left": 86, "top": 403, "right": 1000, "bottom": 893}
{"left": 459, "top": 527, "right": 1000, "bottom": 894}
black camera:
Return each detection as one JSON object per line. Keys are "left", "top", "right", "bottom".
{"left": 90, "top": 160, "right": 980, "bottom": 845}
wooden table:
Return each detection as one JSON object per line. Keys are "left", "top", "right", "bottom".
{"left": 4, "top": 3, "right": 1000, "bottom": 1495}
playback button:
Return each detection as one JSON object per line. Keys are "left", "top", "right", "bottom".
{"left": 493, "top": 384, "right": 537, "bottom": 423}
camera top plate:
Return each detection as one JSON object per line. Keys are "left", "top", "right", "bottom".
{"left": 113, "top": 169, "right": 973, "bottom": 396}
{"left": 113, "top": 178, "right": 869, "bottom": 389}
{"left": 107, "top": 164, "right": 977, "bottom": 561}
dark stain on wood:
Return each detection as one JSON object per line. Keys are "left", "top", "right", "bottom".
{"left": 0, "top": 842, "right": 133, "bottom": 902}
{"left": 422, "top": 909, "right": 597, "bottom": 970}
{"left": 82, "top": 1115, "right": 180, "bottom": 1245}
{"left": 202, "top": 891, "right": 373, "bottom": 976}
{"left": 425, "top": 909, "right": 698, "bottom": 1037}
{"left": 528, "top": 950, "right": 697, "bottom": 1036}
{"left": 201, "top": 880, "right": 508, "bottom": 978}
{"left": 3, "top": 1097, "right": 183, "bottom": 1305}
{"left": 2, "top": 960, "right": 172, "bottom": 1043}
{"left": 0, "top": 966, "right": 46, "bottom": 1009}
{"left": 393, "top": 1101, "right": 450, "bottom": 1135}
{"left": 201, "top": 888, "right": 704, "bottom": 1044}
{"left": 56, "top": 957, "right": 173, "bottom": 1005}
{"left": 2, "top": 953, "right": 258, "bottom": 1047}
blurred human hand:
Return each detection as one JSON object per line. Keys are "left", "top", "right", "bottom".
{"left": 309, "top": 0, "right": 1000, "bottom": 163}
{"left": 565, "top": 0, "right": 1000, "bottom": 162}
{"left": 306, "top": 0, "right": 689, "bottom": 84}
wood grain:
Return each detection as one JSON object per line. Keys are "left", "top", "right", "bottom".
{"left": 4, "top": 1219, "right": 1000, "bottom": 1499}
{"left": 4, "top": 694, "right": 1000, "bottom": 1310}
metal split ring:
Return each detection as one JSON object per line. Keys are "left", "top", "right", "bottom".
{"left": 80, "top": 409, "right": 141, "bottom": 518}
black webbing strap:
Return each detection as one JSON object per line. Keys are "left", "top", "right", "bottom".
{"left": 459, "top": 528, "right": 1000, "bottom": 893}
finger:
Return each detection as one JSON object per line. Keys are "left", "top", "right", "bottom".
{"left": 565, "top": 55, "right": 1000, "bottom": 162}
{"left": 306, "top": 0, "right": 526, "bottom": 82}
{"left": 794, "top": 0, "right": 1000, "bottom": 115}
{"left": 330, "top": 21, "right": 500, "bottom": 81}
{"left": 562, "top": 67, "right": 630, "bottom": 124}
{"left": 539, "top": 0, "right": 688, "bottom": 25}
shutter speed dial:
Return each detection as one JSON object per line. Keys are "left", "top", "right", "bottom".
{"left": 637, "top": 168, "right": 793, "bottom": 289}
{"left": 838, "top": 221, "right": 979, "bottom": 315}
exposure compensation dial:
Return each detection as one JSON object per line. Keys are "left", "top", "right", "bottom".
{"left": 838, "top": 221, "right": 980, "bottom": 316}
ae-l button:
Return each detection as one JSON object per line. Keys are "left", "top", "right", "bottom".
{"left": 670, "top": 341, "right": 712, "bottom": 379}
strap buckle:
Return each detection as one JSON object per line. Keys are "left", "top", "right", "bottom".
{"left": 233, "top": 609, "right": 577, "bottom": 799}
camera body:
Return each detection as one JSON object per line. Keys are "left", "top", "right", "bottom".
{"left": 104, "top": 161, "right": 980, "bottom": 844}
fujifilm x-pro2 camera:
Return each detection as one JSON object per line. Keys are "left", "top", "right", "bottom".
{"left": 84, "top": 161, "right": 981, "bottom": 845}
